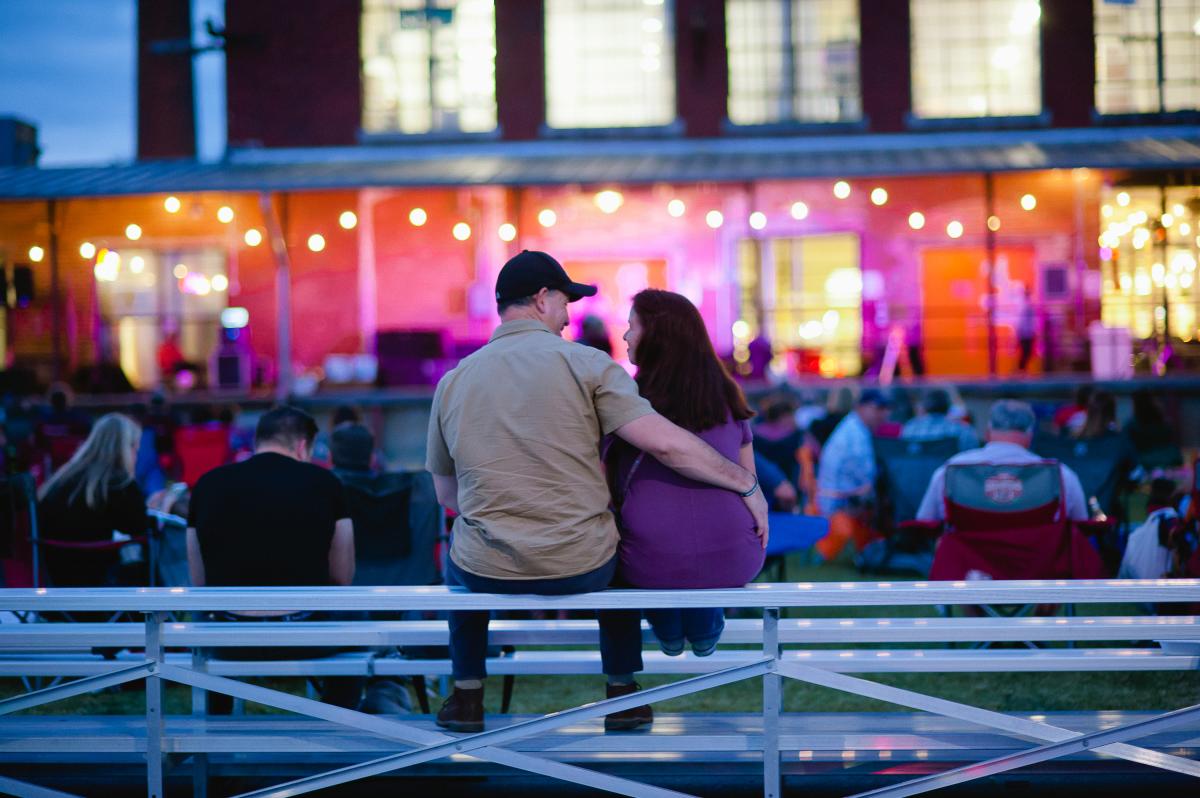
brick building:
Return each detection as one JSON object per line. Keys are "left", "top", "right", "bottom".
{"left": 0, "top": 0, "right": 1198, "bottom": 390}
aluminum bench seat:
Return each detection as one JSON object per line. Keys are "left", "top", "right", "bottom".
{"left": 3, "top": 614, "right": 1200, "bottom": 648}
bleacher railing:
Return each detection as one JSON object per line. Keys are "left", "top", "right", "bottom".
{"left": 0, "top": 580, "right": 1198, "bottom": 798}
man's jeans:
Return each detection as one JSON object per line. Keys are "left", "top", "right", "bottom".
{"left": 445, "top": 555, "right": 644, "bottom": 680}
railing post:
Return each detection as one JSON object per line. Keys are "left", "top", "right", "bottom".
{"left": 763, "top": 606, "right": 781, "bottom": 798}
{"left": 191, "top": 649, "right": 209, "bottom": 798}
{"left": 145, "top": 611, "right": 166, "bottom": 798}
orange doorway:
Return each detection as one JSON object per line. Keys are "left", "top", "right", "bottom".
{"left": 560, "top": 259, "right": 668, "bottom": 362}
{"left": 921, "top": 247, "right": 1038, "bottom": 377}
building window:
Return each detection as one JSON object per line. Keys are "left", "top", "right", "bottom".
{"left": 726, "top": 0, "right": 861, "bottom": 125}
{"left": 910, "top": 0, "right": 1043, "bottom": 119}
{"left": 737, "top": 234, "right": 862, "bottom": 378}
{"left": 545, "top": 0, "right": 676, "bottom": 129}
{"left": 96, "top": 249, "right": 228, "bottom": 388}
{"left": 361, "top": 0, "right": 497, "bottom": 135}
{"left": 1095, "top": 0, "right": 1200, "bottom": 115}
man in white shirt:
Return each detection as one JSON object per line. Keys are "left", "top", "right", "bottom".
{"left": 916, "top": 400, "right": 1088, "bottom": 523}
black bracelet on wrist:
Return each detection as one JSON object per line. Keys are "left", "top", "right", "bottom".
{"left": 738, "top": 475, "right": 759, "bottom": 498}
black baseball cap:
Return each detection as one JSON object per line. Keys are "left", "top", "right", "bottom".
{"left": 495, "top": 250, "right": 598, "bottom": 303}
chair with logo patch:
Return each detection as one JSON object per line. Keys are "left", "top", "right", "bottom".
{"left": 930, "top": 462, "right": 1106, "bottom": 637}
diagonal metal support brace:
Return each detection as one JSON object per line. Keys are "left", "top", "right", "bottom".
{"left": 0, "top": 663, "right": 153, "bottom": 716}
{"left": 776, "top": 662, "right": 1200, "bottom": 781}
{"left": 0, "top": 773, "right": 84, "bottom": 798}
{"left": 230, "top": 660, "right": 773, "bottom": 798}
{"left": 158, "top": 664, "right": 699, "bottom": 798}
{"left": 844, "top": 699, "right": 1200, "bottom": 798}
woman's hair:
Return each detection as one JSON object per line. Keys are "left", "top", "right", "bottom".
{"left": 38, "top": 413, "right": 141, "bottom": 509}
{"left": 630, "top": 289, "right": 752, "bottom": 431}
{"left": 1078, "top": 390, "right": 1116, "bottom": 439}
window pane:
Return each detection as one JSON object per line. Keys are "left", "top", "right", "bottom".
{"left": 727, "top": 0, "right": 861, "bottom": 125}
{"left": 362, "top": 0, "right": 497, "bottom": 134}
{"left": 545, "top": 0, "right": 676, "bottom": 129}
{"left": 911, "top": 0, "right": 1043, "bottom": 119}
{"left": 1163, "top": 0, "right": 1200, "bottom": 111}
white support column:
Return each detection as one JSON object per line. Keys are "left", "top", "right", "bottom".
{"left": 259, "top": 192, "right": 293, "bottom": 400}
{"left": 356, "top": 189, "right": 381, "bottom": 355}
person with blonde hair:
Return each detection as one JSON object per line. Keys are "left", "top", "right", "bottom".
{"left": 37, "top": 413, "right": 149, "bottom": 586}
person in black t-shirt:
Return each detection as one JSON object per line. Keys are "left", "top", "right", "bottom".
{"left": 187, "top": 405, "right": 354, "bottom": 588}
{"left": 186, "top": 405, "right": 360, "bottom": 710}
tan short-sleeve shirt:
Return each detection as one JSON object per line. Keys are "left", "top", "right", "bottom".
{"left": 426, "top": 319, "right": 655, "bottom": 580}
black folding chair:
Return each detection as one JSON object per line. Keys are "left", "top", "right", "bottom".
{"left": 339, "top": 470, "right": 460, "bottom": 714}
{"left": 867, "top": 436, "right": 958, "bottom": 574}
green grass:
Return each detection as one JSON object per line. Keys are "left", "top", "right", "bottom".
{"left": 5, "top": 557, "right": 1196, "bottom": 717}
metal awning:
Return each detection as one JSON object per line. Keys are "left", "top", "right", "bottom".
{"left": 2, "top": 126, "right": 1198, "bottom": 200}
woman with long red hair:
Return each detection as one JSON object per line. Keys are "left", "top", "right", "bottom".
{"left": 605, "top": 289, "right": 765, "bottom": 656}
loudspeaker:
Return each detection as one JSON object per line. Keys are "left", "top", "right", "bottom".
{"left": 12, "top": 265, "right": 32, "bottom": 307}
{"left": 0, "top": 268, "right": 7, "bottom": 306}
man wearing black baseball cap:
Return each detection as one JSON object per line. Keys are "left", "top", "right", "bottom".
{"left": 426, "top": 250, "right": 769, "bottom": 733}
{"left": 495, "top": 250, "right": 598, "bottom": 303}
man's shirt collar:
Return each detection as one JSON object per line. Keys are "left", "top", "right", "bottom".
{"left": 489, "top": 319, "right": 555, "bottom": 343}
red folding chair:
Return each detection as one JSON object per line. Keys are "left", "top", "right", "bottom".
{"left": 173, "top": 424, "right": 231, "bottom": 486}
{"left": 0, "top": 474, "right": 37, "bottom": 591}
{"left": 929, "top": 462, "right": 1107, "bottom": 642}
{"left": 931, "top": 462, "right": 1105, "bottom": 582}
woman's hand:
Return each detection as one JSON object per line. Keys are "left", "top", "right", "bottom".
{"left": 743, "top": 488, "right": 770, "bottom": 549}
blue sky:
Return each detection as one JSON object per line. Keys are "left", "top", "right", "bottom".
{"left": 0, "top": 0, "right": 224, "bottom": 167}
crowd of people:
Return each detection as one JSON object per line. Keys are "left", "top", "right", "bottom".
{"left": 4, "top": 247, "right": 1199, "bottom": 729}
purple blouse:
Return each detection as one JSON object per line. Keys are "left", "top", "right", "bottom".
{"left": 608, "top": 418, "right": 764, "bottom": 589}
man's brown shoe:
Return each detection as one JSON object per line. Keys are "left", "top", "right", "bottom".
{"left": 435, "top": 685, "right": 484, "bottom": 733}
{"left": 604, "top": 681, "right": 653, "bottom": 732}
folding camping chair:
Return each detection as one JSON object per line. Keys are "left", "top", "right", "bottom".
{"left": 868, "top": 436, "right": 959, "bottom": 574}
{"left": 0, "top": 473, "right": 37, "bottom": 595}
{"left": 1033, "top": 433, "right": 1132, "bottom": 524}
{"left": 929, "top": 461, "right": 1107, "bottom": 644}
{"left": 173, "top": 424, "right": 230, "bottom": 486}
{"left": 343, "top": 470, "right": 448, "bottom": 713}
